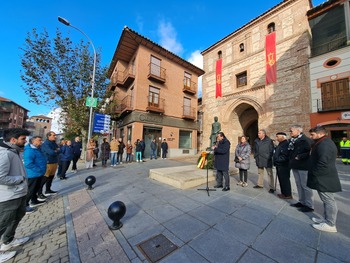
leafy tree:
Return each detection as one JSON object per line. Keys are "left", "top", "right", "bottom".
{"left": 20, "top": 28, "right": 111, "bottom": 138}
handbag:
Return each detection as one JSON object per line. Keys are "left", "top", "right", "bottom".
{"left": 234, "top": 156, "right": 240, "bottom": 163}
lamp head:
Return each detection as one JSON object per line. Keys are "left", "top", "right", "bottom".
{"left": 58, "top": 16, "right": 70, "bottom": 26}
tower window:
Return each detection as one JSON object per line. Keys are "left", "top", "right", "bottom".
{"left": 267, "top": 22, "right": 275, "bottom": 33}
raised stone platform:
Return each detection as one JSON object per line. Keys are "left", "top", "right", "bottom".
{"left": 149, "top": 165, "right": 216, "bottom": 189}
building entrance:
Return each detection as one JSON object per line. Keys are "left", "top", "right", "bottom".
{"left": 235, "top": 103, "right": 259, "bottom": 148}
{"left": 143, "top": 127, "right": 162, "bottom": 159}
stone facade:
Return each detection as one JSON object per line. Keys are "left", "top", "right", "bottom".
{"left": 201, "top": 0, "right": 312, "bottom": 149}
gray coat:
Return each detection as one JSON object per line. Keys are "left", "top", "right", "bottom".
{"left": 254, "top": 136, "right": 274, "bottom": 168}
{"left": 0, "top": 142, "right": 28, "bottom": 202}
{"left": 235, "top": 143, "right": 251, "bottom": 170}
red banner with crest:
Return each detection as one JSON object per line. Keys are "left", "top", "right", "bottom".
{"left": 265, "top": 32, "right": 276, "bottom": 85}
{"left": 216, "top": 59, "right": 222, "bottom": 98}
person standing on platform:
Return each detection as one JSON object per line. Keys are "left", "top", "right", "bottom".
{"left": 85, "top": 139, "right": 95, "bottom": 169}
{"left": 71, "top": 136, "right": 82, "bottom": 173}
{"left": 150, "top": 139, "right": 157, "bottom": 160}
{"left": 0, "top": 128, "right": 31, "bottom": 262}
{"left": 100, "top": 138, "right": 110, "bottom": 167}
{"left": 273, "top": 132, "right": 292, "bottom": 199}
{"left": 117, "top": 138, "right": 125, "bottom": 164}
{"left": 253, "top": 129, "right": 275, "bottom": 193}
{"left": 288, "top": 125, "right": 314, "bottom": 212}
{"left": 161, "top": 139, "right": 168, "bottom": 159}
{"left": 58, "top": 140, "right": 73, "bottom": 180}
{"left": 212, "top": 131, "right": 231, "bottom": 191}
{"left": 308, "top": 126, "right": 342, "bottom": 233}
{"left": 340, "top": 136, "right": 350, "bottom": 165}
{"left": 110, "top": 137, "right": 118, "bottom": 167}
{"left": 235, "top": 135, "right": 251, "bottom": 187}
{"left": 126, "top": 140, "right": 133, "bottom": 163}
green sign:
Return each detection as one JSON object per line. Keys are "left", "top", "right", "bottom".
{"left": 85, "top": 97, "right": 98, "bottom": 107}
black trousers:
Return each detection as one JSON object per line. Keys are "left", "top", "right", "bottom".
{"left": 72, "top": 155, "right": 80, "bottom": 170}
{"left": 276, "top": 166, "right": 291, "bottom": 196}
{"left": 26, "top": 177, "right": 42, "bottom": 205}
{"left": 239, "top": 169, "right": 248, "bottom": 182}
{"left": 60, "top": 161, "right": 71, "bottom": 178}
{"left": 39, "top": 175, "right": 54, "bottom": 194}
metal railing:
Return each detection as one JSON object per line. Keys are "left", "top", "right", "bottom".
{"left": 146, "top": 95, "right": 165, "bottom": 113}
{"left": 114, "top": 95, "right": 133, "bottom": 113}
{"left": 311, "top": 36, "right": 347, "bottom": 57}
{"left": 148, "top": 63, "right": 166, "bottom": 82}
{"left": 182, "top": 106, "right": 196, "bottom": 119}
{"left": 183, "top": 78, "right": 197, "bottom": 94}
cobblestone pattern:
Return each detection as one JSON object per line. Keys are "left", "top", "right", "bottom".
{"left": 68, "top": 189, "right": 130, "bottom": 263}
{"left": 9, "top": 196, "right": 69, "bottom": 263}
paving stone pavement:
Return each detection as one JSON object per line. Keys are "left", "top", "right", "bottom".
{"left": 6, "top": 157, "right": 350, "bottom": 263}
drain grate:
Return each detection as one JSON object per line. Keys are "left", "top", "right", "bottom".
{"left": 137, "top": 234, "right": 178, "bottom": 262}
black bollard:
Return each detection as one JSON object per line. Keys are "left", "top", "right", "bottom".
{"left": 108, "top": 201, "right": 126, "bottom": 230}
{"left": 85, "top": 175, "right": 96, "bottom": 190}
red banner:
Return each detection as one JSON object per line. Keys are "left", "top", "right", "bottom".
{"left": 216, "top": 59, "right": 222, "bottom": 98}
{"left": 265, "top": 32, "right": 276, "bottom": 85}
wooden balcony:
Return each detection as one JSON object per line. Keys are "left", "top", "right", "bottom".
{"left": 146, "top": 96, "right": 165, "bottom": 114}
{"left": 148, "top": 63, "right": 166, "bottom": 83}
{"left": 113, "top": 95, "right": 133, "bottom": 114}
{"left": 0, "top": 106, "right": 12, "bottom": 113}
{"left": 317, "top": 95, "right": 350, "bottom": 112}
{"left": 116, "top": 64, "right": 135, "bottom": 88}
{"left": 183, "top": 78, "right": 197, "bottom": 95}
{"left": 182, "top": 106, "right": 196, "bottom": 120}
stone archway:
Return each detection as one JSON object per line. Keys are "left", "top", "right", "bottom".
{"left": 236, "top": 103, "right": 259, "bottom": 146}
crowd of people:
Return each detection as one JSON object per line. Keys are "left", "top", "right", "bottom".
{"left": 212, "top": 125, "right": 342, "bottom": 234}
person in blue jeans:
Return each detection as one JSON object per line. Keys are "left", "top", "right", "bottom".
{"left": 110, "top": 137, "right": 118, "bottom": 166}
{"left": 150, "top": 139, "right": 157, "bottom": 160}
{"left": 135, "top": 139, "right": 143, "bottom": 162}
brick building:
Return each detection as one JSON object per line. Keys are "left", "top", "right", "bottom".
{"left": 307, "top": 0, "right": 350, "bottom": 150}
{"left": 201, "top": 0, "right": 312, "bottom": 149}
{"left": 107, "top": 27, "right": 204, "bottom": 158}
{"left": 27, "top": 115, "right": 52, "bottom": 138}
{"left": 0, "top": 96, "right": 29, "bottom": 130}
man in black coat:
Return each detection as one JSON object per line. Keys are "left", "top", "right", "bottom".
{"left": 307, "top": 126, "right": 341, "bottom": 233}
{"left": 273, "top": 132, "right": 292, "bottom": 199}
{"left": 253, "top": 129, "right": 275, "bottom": 192}
{"left": 212, "top": 132, "right": 231, "bottom": 191}
{"left": 288, "top": 125, "right": 314, "bottom": 212}
{"left": 71, "top": 136, "right": 82, "bottom": 173}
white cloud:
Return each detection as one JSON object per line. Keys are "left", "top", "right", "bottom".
{"left": 136, "top": 15, "right": 144, "bottom": 32}
{"left": 188, "top": 50, "right": 203, "bottom": 97}
{"left": 157, "top": 20, "right": 183, "bottom": 55}
{"left": 47, "top": 108, "right": 64, "bottom": 134}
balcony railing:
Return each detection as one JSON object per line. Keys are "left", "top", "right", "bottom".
{"left": 146, "top": 96, "right": 165, "bottom": 114}
{"left": 113, "top": 95, "right": 133, "bottom": 114}
{"left": 116, "top": 64, "right": 135, "bottom": 88}
{"left": 311, "top": 36, "right": 347, "bottom": 57}
{"left": 0, "top": 106, "right": 12, "bottom": 113}
{"left": 183, "top": 78, "right": 197, "bottom": 95}
{"left": 148, "top": 63, "right": 166, "bottom": 83}
{"left": 182, "top": 106, "right": 196, "bottom": 120}
{"left": 317, "top": 95, "right": 350, "bottom": 112}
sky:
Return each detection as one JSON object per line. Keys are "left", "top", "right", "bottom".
{"left": 0, "top": 0, "right": 325, "bottom": 118}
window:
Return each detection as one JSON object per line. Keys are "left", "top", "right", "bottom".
{"left": 150, "top": 56, "right": 161, "bottom": 77}
{"left": 218, "top": 51, "right": 222, "bottom": 59}
{"left": 184, "top": 72, "right": 192, "bottom": 88}
{"left": 239, "top": 43, "right": 244, "bottom": 52}
{"left": 236, "top": 71, "right": 247, "bottom": 87}
{"left": 320, "top": 78, "right": 350, "bottom": 111}
{"left": 267, "top": 22, "right": 275, "bottom": 33}
{"left": 179, "top": 130, "right": 192, "bottom": 149}
{"left": 149, "top": 86, "right": 160, "bottom": 106}
{"left": 183, "top": 97, "right": 191, "bottom": 116}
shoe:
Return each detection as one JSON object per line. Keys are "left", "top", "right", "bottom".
{"left": 110, "top": 165, "right": 113, "bottom": 167}
{"left": 113, "top": 164, "right": 117, "bottom": 167}
{"left": 290, "top": 202, "right": 305, "bottom": 208}
{"left": 253, "top": 185, "right": 263, "bottom": 189}
{"left": 299, "top": 206, "right": 314, "bottom": 212}
{"left": 120, "top": 162, "right": 123, "bottom": 164}
{"left": 45, "top": 190, "right": 57, "bottom": 196}
{"left": 74, "top": 170, "right": 78, "bottom": 173}
{"left": 26, "top": 207, "right": 34, "bottom": 215}
{"left": 236, "top": 181, "right": 243, "bottom": 186}
{"left": 268, "top": 189, "right": 275, "bottom": 193}
{"left": 29, "top": 200, "right": 46, "bottom": 208}
{"left": 312, "top": 217, "right": 324, "bottom": 224}
{"left": 312, "top": 222, "right": 337, "bottom": 233}
{"left": 277, "top": 194, "right": 293, "bottom": 199}
{"left": 242, "top": 182, "right": 248, "bottom": 187}
{"left": 0, "top": 237, "right": 30, "bottom": 251}
{"left": 222, "top": 187, "right": 230, "bottom": 191}
{"left": 213, "top": 185, "right": 223, "bottom": 188}
{"left": 0, "top": 251, "right": 16, "bottom": 262}
{"left": 37, "top": 194, "right": 47, "bottom": 201}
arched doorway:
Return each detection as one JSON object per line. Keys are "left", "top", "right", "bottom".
{"left": 235, "top": 103, "right": 259, "bottom": 147}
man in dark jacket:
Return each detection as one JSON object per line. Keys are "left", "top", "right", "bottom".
{"left": 273, "top": 132, "right": 292, "bottom": 199}
{"left": 212, "top": 131, "right": 231, "bottom": 191}
{"left": 39, "top": 131, "right": 60, "bottom": 197}
{"left": 71, "top": 136, "right": 82, "bottom": 173}
{"left": 253, "top": 129, "right": 275, "bottom": 192}
{"left": 288, "top": 125, "right": 314, "bottom": 212}
{"left": 307, "top": 126, "right": 341, "bottom": 233}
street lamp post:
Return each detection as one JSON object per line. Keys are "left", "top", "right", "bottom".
{"left": 58, "top": 16, "right": 96, "bottom": 140}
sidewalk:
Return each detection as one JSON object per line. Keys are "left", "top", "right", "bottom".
{"left": 8, "top": 157, "right": 350, "bottom": 262}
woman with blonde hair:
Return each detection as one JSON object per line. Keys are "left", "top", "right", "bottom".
{"left": 235, "top": 135, "right": 251, "bottom": 187}
{"left": 86, "top": 139, "right": 95, "bottom": 169}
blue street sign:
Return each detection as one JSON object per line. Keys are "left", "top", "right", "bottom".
{"left": 93, "top": 113, "right": 111, "bottom": 133}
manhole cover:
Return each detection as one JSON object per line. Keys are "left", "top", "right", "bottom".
{"left": 137, "top": 234, "right": 178, "bottom": 262}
